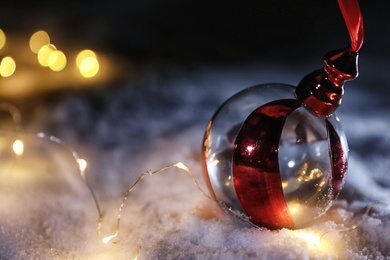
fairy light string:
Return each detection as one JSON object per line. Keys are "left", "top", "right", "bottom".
{"left": 0, "top": 102, "right": 104, "bottom": 238}
{"left": 320, "top": 203, "right": 372, "bottom": 242}
{"left": 0, "top": 101, "right": 383, "bottom": 255}
{"left": 35, "top": 132, "right": 104, "bottom": 226}
{"left": 101, "top": 162, "right": 216, "bottom": 243}
{"left": 99, "top": 161, "right": 262, "bottom": 243}
{"left": 101, "top": 161, "right": 379, "bottom": 248}
{"left": 0, "top": 101, "right": 255, "bottom": 244}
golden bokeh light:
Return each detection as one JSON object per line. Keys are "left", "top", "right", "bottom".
{"left": 48, "top": 50, "right": 67, "bottom": 72}
{"left": 37, "top": 44, "right": 57, "bottom": 67}
{"left": 0, "top": 56, "right": 16, "bottom": 77}
{"left": 76, "top": 49, "right": 96, "bottom": 68}
{"left": 12, "top": 139, "right": 24, "bottom": 156}
{"left": 30, "top": 30, "right": 50, "bottom": 53}
{"left": 79, "top": 56, "right": 99, "bottom": 78}
{"left": 0, "top": 28, "right": 6, "bottom": 50}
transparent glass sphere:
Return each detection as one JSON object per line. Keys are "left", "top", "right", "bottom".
{"left": 202, "top": 83, "right": 348, "bottom": 229}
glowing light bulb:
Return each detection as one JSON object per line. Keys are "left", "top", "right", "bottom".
{"left": 291, "top": 229, "right": 344, "bottom": 256}
{"left": 30, "top": 30, "right": 50, "bottom": 54}
{"left": 0, "top": 28, "right": 6, "bottom": 50}
{"left": 12, "top": 139, "right": 24, "bottom": 156}
{"left": 48, "top": 50, "right": 67, "bottom": 71}
{"left": 294, "top": 231, "right": 323, "bottom": 249}
{"left": 38, "top": 44, "right": 57, "bottom": 67}
{"left": 175, "top": 162, "right": 189, "bottom": 171}
{"left": 102, "top": 233, "right": 117, "bottom": 244}
{"left": 77, "top": 158, "right": 87, "bottom": 172}
{"left": 0, "top": 56, "right": 16, "bottom": 77}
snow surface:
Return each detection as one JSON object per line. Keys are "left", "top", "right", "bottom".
{"left": 0, "top": 62, "right": 389, "bottom": 259}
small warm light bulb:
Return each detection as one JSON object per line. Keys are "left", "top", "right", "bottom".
{"left": 175, "top": 162, "right": 189, "bottom": 171}
{"left": 30, "top": 30, "right": 50, "bottom": 54}
{"left": 294, "top": 231, "right": 323, "bottom": 249}
{"left": 0, "top": 56, "right": 16, "bottom": 77}
{"left": 0, "top": 28, "right": 6, "bottom": 50}
{"left": 77, "top": 158, "right": 87, "bottom": 172}
{"left": 102, "top": 234, "right": 117, "bottom": 244}
{"left": 79, "top": 56, "right": 99, "bottom": 78}
{"left": 13, "top": 139, "right": 24, "bottom": 156}
{"left": 38, "top": 44, "right": 57, "bottom": 67}
{"left": 48, "top": 50, "right": 67, "bottom": 71}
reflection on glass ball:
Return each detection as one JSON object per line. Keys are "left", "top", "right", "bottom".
{"left": 202, "top": 83, "right": 348, "bottom": 229}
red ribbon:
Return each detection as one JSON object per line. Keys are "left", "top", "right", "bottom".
{"left": 338, "top": 0, "right": 364, "bottom": 52}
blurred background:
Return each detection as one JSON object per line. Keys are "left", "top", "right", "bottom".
{"left": 0, "top": 1, "right": 389, "bottom": 97}
{"left": 1, "top": 0, "right": 389, "bottom": 60}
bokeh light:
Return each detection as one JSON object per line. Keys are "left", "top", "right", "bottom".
{"left": 30, "top": 30, "right": 50, "bottom": 54}
{"left": 0, "top": 56, "right": 16, "bottom": 77}
{"left": 77, "top": 50, "right": 99, "bottom": 78}
{"left": 38, "top": 44, "right": 57, "bottom": 67}
{"left": 79, "top": 57, "right": 99, "bottom": 78}
{"left": 0, "top": 29, "right": 6, "bottom": 50}
{"left": 76, "top": 49, "right": 96, "bottom": 68}
{"left": 48, "top": 50, "right": 67, "bottom": 72}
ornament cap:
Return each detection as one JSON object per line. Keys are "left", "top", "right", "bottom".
{"left": 324, "top": 47, "right": 359, "bottom": 87}
{"left": 295, "top": 47, "right": 359, "bottom": 116}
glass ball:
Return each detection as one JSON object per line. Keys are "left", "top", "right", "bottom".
{"left": 202, "top": 83, "right": 348, "bottom": 229}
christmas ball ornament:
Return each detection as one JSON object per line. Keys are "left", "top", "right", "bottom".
{"left": 202, "top": 0, "right": 364, "bottom": 229}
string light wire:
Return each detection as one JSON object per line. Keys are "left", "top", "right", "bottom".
{"left": 36, "top": 132, "right": 104, "bottom": 229}
{"left": 0, "top": 102, "right": 104, "bottom": 238}
{"left": 100, "top": 161, "right": 260, "bottom": 243}
{"left": 102, "top": 161, "right": 380, "bottom": 245}
{"left": 100, "top": 162, "right": 214, "bottom": 243}
{"left": 320, "top": 203, "right": 373, "bottom": 242}
{"left": 98, "top": 162, "right": 261, "bottom": 243}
